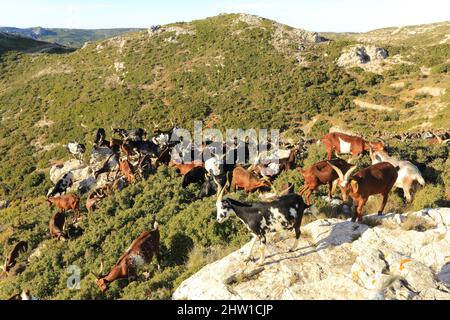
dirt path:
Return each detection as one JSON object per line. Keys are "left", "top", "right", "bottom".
{"left": 353, "top": 99, "right": 395, "bottom": 112}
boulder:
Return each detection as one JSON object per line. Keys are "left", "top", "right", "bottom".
{"left": 173, "top": 208, "right": 450, "bottom": 300}
{"left": 337, "top": 45, "right": 388, "bottom": 73}
{"left": 48, "top": 146, "right": 118, "bottom": 194}
{"left": 0, "top": 200, "right": 10, "bottom": 210}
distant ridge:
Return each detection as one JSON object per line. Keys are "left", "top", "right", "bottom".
{"left": 0, "top": 26, "right": 143, "bottom": 48}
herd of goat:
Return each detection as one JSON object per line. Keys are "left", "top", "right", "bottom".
{"left": 2, "top": 125, "right": 449, "bottom": 298}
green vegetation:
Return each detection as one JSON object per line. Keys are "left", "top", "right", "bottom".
{"left": 0, "top": 14, "right": 448, "bottom": 300}
{"left": 0, "top": 33, "right": 57, "bottom": 55}
{"left": 0, "top": 28, "right": 143, "bottom": 48}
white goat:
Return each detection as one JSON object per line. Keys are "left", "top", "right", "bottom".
{"left": 370, "top": 150, "right": 425, "bottom": 202}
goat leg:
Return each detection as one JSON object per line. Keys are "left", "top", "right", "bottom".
{"left": 355, "top": 200, "right": 366, "bottom": 223}
{"left": 245, "top": 235, "right": 258, "bottom": 263}
{"left": 258, "top": 242, "right": 266, "bottom": 266}
{"left": 328, "top": 181, "right": 334, "bottom": 199}
{"left": 289, "top": 221, "right": 301, "bottom": 252}
{"left": 298, "top": 185, "right": 308, "bottom": 195}
{"left": 378, "top": 193, "right": 389, "bottom": 216}
{"left": 303, "top": 189, "right": 312, "bottom": 206}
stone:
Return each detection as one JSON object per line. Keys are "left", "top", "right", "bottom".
{"left": 173, "top": 208, "right": 450, "bottom": 300}
{"left": 337, "top": 45, "right": 388, "bottom": 73}
{"left": 48, "top": 146, "right": 119, "bottom": 194}
{"left": 0, "top": 200, "right": 10, "bottom": 210}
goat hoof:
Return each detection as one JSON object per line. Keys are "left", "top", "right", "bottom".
{"left": 377, "top": 213, "right": 383, "bottom": 216}
{"left": 244, "top": 258, "right": 254, "bottom": 264}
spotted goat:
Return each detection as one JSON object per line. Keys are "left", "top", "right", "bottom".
{"left": 214, "top": 179, "right": 309, "bottom": 265}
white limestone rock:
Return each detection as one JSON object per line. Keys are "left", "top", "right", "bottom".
{"left": 173, "top": 208, "right": 450, "bottom": 300}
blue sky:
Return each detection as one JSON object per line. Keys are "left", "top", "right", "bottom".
{"left": 1, "top": 0, "right": 449, "bottom": 32}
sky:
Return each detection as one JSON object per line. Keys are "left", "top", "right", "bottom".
{"left": 1, "top": 0, "right": 449, "bottom": 32}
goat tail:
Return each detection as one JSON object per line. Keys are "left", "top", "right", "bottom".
{"left": 416, "top": 174, "right": 425, "bottom": 187}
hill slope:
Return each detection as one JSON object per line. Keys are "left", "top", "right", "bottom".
{"left": 323, "top": 21, "right": 450, "bottom": 46}
{"left": 0, "top": 14, "right": 448, "bottom": 300}
{"left": 0, "top": 27, "right": 143, "bottom": 48}
{"left": 0, "top": 32, "right": 72, "bottom": 55}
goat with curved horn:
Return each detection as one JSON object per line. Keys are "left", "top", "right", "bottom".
{"left": 327, "top": 162, "right": 358, "bottom": 185}
{"left": 214, "top": 174, "right": 229, "bottom": 200}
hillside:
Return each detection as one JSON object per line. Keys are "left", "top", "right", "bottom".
{"left": 0, "top": 14, "right": 449, "bottom": 300}
{"left": 323, "top": 21, "right": 450, "bottom": 46}
{"left": 0, "top": 27, "right": 143, "bottom": 48}
{"left": 0, "top": 32, "right": 72, "bottom": 55}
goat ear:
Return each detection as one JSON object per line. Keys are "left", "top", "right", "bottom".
{"left": 350, "top": 180, "right": 358, "bottom": 193}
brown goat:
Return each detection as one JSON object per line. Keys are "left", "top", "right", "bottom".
{"left": 168, "top": 160, "right": 204, "bottom": 176}
{"left": 92, "top": 222, "right": 161, "bottom": 292}
{"left": 118, "top": 159, "right": 136, "bottom": 184}
{"left": 320, "top": 132, "right": 385, "bottom": 161}
{"left": 110, "top": 138, "right": 135, "bottom": 160}
{"left": 2, "top": 241, "right": 28, "bottom": 274}
{"left": 47, "top": 194, "right": 81, "bottom": 221}
{"left": 278, "top": 148, "right": 297, "bottom": 171}
{"left": 329, "top": 162, "right": 398, "bottom": 223}
{"left": 231, "top": 166, "right": 271, "bottom": 192}
{"left": 86, "top": 185, "right": 112, "bottom": 213}
{"left": 297, "top": 159, "right": 355, "bottom": 205}
{"left": 49, "top": 211, "right": 67, "bottom": 241}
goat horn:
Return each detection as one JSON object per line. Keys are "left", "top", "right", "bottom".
{"left": 214, "top": 175, "right": 229, "bottom": 201}
{"left": 344, "top": 165, "right": 358, "bottom": 181}
{"left": 213, "top": 175, "right": 222, "bottom": 196}
{"left": 327, "top": 162, "right": 345, "bottom": 181}
{"left": 98, "top": 261, "right": 104, "bottom": 275}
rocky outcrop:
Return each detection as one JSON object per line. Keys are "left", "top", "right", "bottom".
{"left": 416, "top": 87, "right": 447, "bottom": 97}
{"left": 173, "top": 208, "right": 450, "bottom": 300}
{"left": 230, "top": 13, "right": 325, "bottom": 63}
{"left": 49, "top": 147, "right": 118, "bottom": 194}
{"left": 270, "top": 19, "right": 325, "bottom": 63}
{"left": 337, "top": 45, "right": 388, "bottom": 73}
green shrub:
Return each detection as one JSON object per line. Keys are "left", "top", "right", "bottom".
{"left": 364, "top": 192, "right": 405, "bottom": 215}
{"left": 302, "top": 143, "right": 327, "bottom": 168}
{"left": 382, "top": 111, "right": 400, "bottom": 121}
{"left": 310, "top": 119, "right": 331, "bottom": 140}
{"left": 385, "top": 64, "right": 420, "bottom": 77}
{"left": 24, "top": 172, "right": 45, "bottom": 188}
{"left": 431, "top": 63, "right": 450, "bottom": 74}
{"left": 403, "top": 101, "right": 417, "bottom": 109}
{"left": 411, "top": 184, "right": 445, "bottom": 211}
{"left": 414, "top": 93, "right": 432, "bottom": 100}
{"left": 362, "top": 72, "right": 384, "bottom": 86}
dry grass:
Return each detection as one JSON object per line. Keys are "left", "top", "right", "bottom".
{"left": 362, "top": 216, "right": 383, "bottom": 228}
{"left": 401, "top": 215, "right": 437, "bottom": 232}
{"left": 185, "top": 245, "right": 238, "bottom": 272}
